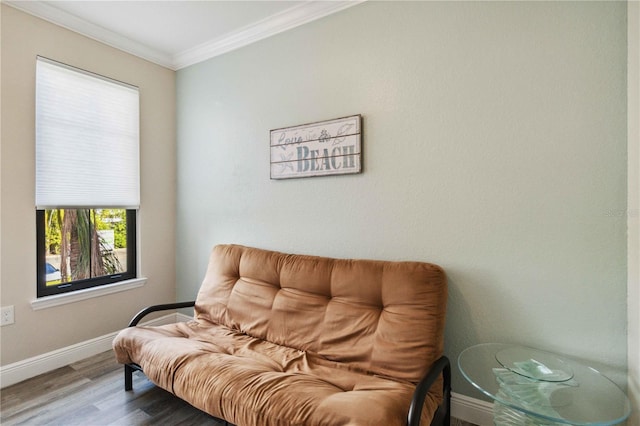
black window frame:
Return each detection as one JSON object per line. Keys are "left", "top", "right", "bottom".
{"left": 36, "top": 209, "right": 137, "bottom": 298}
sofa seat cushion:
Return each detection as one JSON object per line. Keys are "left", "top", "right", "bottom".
{"left": 113, "top": 320, "right": 440, "bottom": 425}
{"left": 114, "top": 320, "right": 304, "bottom": 389}
{"left": 173, "top": 353, "right": 428, "bottom": 426}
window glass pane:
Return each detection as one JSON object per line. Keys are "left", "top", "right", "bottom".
{"left": 43, "top": 209, "right": 129, "bottom": 286}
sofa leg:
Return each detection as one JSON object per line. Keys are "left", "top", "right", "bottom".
{"left": 124, "top": 364, "right": 134, "bottom": 391}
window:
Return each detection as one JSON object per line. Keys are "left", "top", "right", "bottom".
{"left": 36, "top": 209, "right": 136, "bottom": 297}
{"left": 35, "top": 57, "right": 139, "bottom": 297}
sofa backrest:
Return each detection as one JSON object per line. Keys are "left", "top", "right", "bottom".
{"left": 194, "top": 244, "right": 447, "bottom": 383}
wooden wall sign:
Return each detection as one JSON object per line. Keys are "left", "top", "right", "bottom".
{"left": 270, "top": 115, "right": 362, "bottom": 179}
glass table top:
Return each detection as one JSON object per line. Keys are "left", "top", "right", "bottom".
{"left": 458, "top": 343, "right": 631, "bottom": 425}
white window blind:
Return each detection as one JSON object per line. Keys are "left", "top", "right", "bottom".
{"left": 35, "top": 57, "right": 140, "bottom": 209}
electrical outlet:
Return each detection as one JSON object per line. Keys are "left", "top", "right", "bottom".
{"left": 1, "top": 306, "right": 15, "bottom": 326}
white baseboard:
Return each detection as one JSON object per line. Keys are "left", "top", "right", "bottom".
{"left": 1, "top": 315, "right": 496, "bottom": 425}
{"left": 451, "top": 391, "right": 494, "bottom": 425}
{"left": 0, "top": 313, "right": 183, "bottom": 389}
{"left": 176, "top": 312, "right": 193, "bottom": 323}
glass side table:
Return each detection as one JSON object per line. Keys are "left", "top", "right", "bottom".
{"left": 458, "top": 343, "right": 631, "bottom": 425}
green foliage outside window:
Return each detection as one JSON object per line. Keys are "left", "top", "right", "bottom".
{"left": 44, "top": 209, "right": 128, "bottom": 284}
{"left": 45, "top": 209, "right": 127, "bottom": 255}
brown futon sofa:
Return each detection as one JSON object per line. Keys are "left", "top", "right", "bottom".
{"left": 113, "top": 244, "right": 450, "bottom": 426}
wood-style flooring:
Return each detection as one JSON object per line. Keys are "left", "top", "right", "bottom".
{"left": 0, "top": 350, "right": 227, "bottom": 425}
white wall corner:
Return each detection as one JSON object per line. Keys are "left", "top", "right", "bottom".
{"left": 628, "top": 0, "right": 640, "bottom": 424}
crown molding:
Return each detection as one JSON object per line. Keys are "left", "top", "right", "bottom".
{"left": 4, "top": 0, "right": 365, "bottom": 71}
{"left": 171, "top": 1, "right": 365, "bottom": 70}
{"left": 3, "top": 0, "right": 174, "bottom": 69}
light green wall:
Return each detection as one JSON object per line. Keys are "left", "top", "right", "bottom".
{"left": 176, "top": 1, "right": 628, "bottom": 396}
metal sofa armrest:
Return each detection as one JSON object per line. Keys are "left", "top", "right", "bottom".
{"left": 407, "top": 355, "right": 451, "bottom": 426}
{"left": 123, "top": 301, "right": 196, "bottom": 390}
{"left": 128, "top": 301, "right": 196, "bottom": 327}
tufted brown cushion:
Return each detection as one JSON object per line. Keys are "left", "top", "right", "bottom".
{"left": 113, "top": 244, "right": 447, "bottom": 425}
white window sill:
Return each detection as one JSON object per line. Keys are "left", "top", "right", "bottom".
{"left": 31, "top": 277, "right": 147, "bottom": 310}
